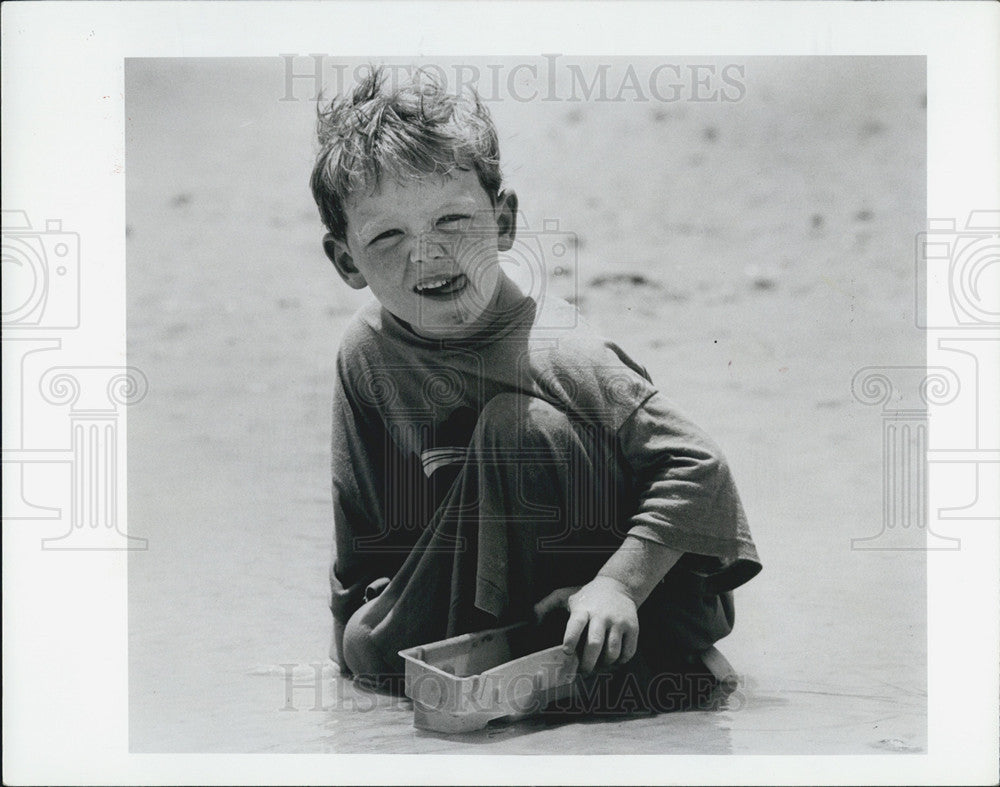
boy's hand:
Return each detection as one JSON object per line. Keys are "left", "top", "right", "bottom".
{"left": 534, "top": 576, "right": 639, "bottom": 674}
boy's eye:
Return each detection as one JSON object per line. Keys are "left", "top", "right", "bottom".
{"left": 437, "top": 214, "right": 471, "bottom": 229}
{"left": 369, "top": 229, "right": 401, "bottom": 246}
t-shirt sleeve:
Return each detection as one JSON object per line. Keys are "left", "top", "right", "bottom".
{"left": 618, "top": 391, "right": 762, "bottom": 593}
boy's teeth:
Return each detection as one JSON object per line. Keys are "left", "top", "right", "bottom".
{"left": 416, "top": 277, "right": 452, "bottom": 292}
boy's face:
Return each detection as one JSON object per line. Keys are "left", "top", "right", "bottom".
{"left": 326, "top": 170, "right": 517, "bottom": 340}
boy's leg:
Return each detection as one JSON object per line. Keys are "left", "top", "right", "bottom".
{"left": 639, "top": 583, "right": 735, "bottom": 659}
{"left": 343, "top": 392, "right": 629, "bottom": 682}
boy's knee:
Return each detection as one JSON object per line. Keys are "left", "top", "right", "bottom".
{"left": 342, "top": 607, "right": 388, "bottom": 678}
{"left": 640, "top": 588, "right": 736, "bottom": 659}
{"left": 473, "top": 393, "right": 571, "bottom": 450}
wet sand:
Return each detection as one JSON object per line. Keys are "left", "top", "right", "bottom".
{"left": 127, "top": 57, "right": 926, "bottom": 753}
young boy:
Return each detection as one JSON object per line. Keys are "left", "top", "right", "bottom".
{"left": 311, "top": 66, "right": 761, "bottom": 709}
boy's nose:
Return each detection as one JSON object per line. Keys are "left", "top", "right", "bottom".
{"left": 413, "top": 232, "right": 453, "bottom": 264}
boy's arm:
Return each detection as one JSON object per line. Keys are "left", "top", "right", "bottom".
{"left": 536, "top": 389, "right": 760, "bottom": 672}
{"left": 329, "top": 353, "right": 395, "bottom": 670}
{"left": 596, "top": 535, "right": 684, "bottom": 604}
{"left": 617, "top": 390, "right": 760, "bottom": 589}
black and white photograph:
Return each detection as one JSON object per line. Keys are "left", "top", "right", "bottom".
{"left": 3, "top": 3, "right": 998, "bottom": 785}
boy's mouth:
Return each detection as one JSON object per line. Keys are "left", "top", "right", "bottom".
{"left": 413, "top": 274, "right": 467, "bottom": 298}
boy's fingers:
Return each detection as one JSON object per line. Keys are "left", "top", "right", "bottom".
{"left": 534, "top": 586, "right": 580, "bottom": 622}
{"left": 533, "top": 591, "right": 558, "bottom": 621}
{"left": 603, "top": 626, "right": 622, "bottom": 666}
{"left": 562, "top": 611, "right": 589, "bottom": 654}
{"left": 581, "top": 620, "right": 607, "bottom": 674}
{"left": 619, "top": 627, "right": 639, "bottom": 666}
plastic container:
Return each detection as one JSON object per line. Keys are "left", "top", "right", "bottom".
{"left": 398, "top": 620, "right": 579, "bottom": 733}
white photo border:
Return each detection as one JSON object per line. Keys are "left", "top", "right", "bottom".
{"left": 2, "top": 2, "right": 998, "bottom": 785}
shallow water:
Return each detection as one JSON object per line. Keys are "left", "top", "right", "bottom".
{"left": 127, "top": 57, "right": 926, "bottom": 753}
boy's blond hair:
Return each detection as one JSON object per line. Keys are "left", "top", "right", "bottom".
{"left": 310, "top": 65, "right": 503, "bottom": 241}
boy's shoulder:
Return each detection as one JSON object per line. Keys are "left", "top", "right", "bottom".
{"left": 341, "top": 298, "right": 384, "bottom": 341}
{"left": 529, "top": 299, "right": 654, "bottom": 385}
{"left": 524, "top": 298, "right": 658, "bottom": 425}
{"left": 334, "top": 299, "right": 386, "bottom": 372}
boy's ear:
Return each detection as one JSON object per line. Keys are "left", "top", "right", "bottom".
{"left": 495, "top": 189, "right": 518, "bottom": 252}
{"left": 323, "top": 233, "right": 367, "bottom": 290}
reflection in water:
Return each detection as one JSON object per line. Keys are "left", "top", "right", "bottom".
{"left": 250, "top": 668, "right": 925, "bottom": 755}
{"left": 306, "top": 674, "right": 736, "bottom": 755}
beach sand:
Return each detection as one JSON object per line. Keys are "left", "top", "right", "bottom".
{"left": 127, "top": 56, "right": 926, "bottom": 753}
